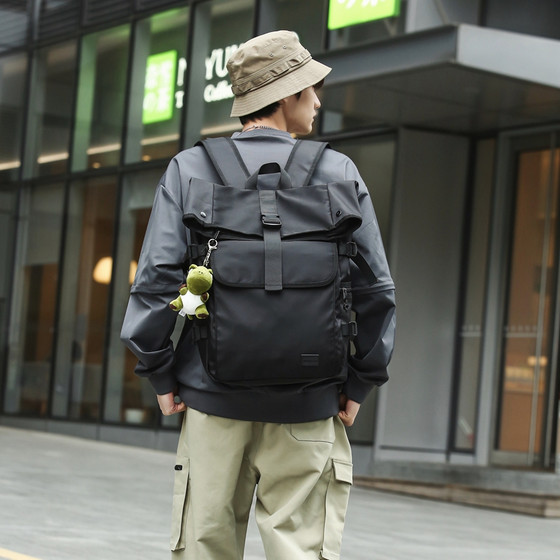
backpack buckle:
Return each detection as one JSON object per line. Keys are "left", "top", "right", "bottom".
{"left": 342, "top": 321, "right": 358, "bottom": 338}
{"left": 345, "top": 242, "right": 357, "bottom": 257}
{"left": 262, "top": 214, "right": 282, "bottom": 227}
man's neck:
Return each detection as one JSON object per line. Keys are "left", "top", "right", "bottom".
{"left": 242, "top": 114, "right": 287, "bottom": 132}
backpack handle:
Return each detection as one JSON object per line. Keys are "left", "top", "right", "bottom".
{"left": 245, "top": 162, "right": 293, "bottom": 190}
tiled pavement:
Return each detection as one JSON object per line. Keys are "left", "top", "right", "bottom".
{"left": 1, "top": 426, "right": 559, "bottom": 560}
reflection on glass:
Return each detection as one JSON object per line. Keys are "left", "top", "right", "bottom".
{"left": 185, "top": 0, "right": 254, "bottom": 145}
{"left": 453, "top": 140, "right": 495, "bottom": 450}
{"left": 4, "top": 185, "right": 64, "bottom": 416}
{"left": 52, "top": 178, "right": 117, "bottom": 420}
{"left": 25, "top": 41, "right": 77, "bottom": 177}
{"left": 105, "top": 169, "right": 163, "bottom": 426}
{"left": 72, "top": 26, "right": 130, "bottom": 170}
{"left": 0, "top": 188, "right": 19, "bottom": 410}
{"left": 0, "top": 53, "right": 28, "bottom": 183}
{"left": 126, "top": 8, "right": 189, "bottom": 164}
{"left": 497, "top": 148, "right": 560, "bottom": 462}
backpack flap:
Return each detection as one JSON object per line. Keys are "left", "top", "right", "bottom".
{"left": 183, "top": 178, "right": 362, "bottom": 239}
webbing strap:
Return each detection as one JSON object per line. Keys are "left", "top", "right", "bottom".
{"left": 285, "top": 140, "right": 329, "bottom": 186}
{"left": 258, "top": 189, "right": 283, "bottom": 291}
{"left": 351, "top": 252, "right": 378, "bottom": 284}
{"left": 196, "top": 137, "right": 249, "bottom": 187}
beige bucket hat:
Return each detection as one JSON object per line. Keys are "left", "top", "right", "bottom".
{"left": 227, "top": 30, "right": 331, "bottom": 118}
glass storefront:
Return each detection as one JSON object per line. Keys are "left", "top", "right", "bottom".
{"left": 72, "top": 26, "right": 131, "bottom": 170}
{"left": 496, "top": 134, "right": 560, "bottom": 467}
{"left": 125, "top": 7, "right": 190, "bottom": 164}
{"left": 52, "top": 177, "right": 117, "bottom": 420}
{"left": 4, "top": 184, "right": 65, "bottom": 416}
{"left": 24, "top": 41, "right": 77, "bottom": 178}
{"left": 184, "top": 0, "right": 255, "bottom": 144}
{"left": 0, "top": 187, "right": 18, "bottom": 409}
{"left": 105, "top": 168, "right": 163, "bottom": 426}
{"left": 259, "top": 0, "right": 327, "bottom": 53}
{"left": 0, "top": 53, "right": 27, "bottom": 183}
{"left": 452, "top": 139, "right": 495, "bottom": 451}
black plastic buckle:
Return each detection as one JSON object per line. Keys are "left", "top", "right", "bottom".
{"left": 346, "top": 242, "right": 357, "bottom": 257}
{"left": 342, "top": 321, "right": 358, "bottom": 338}
{"left": 262, "top": 214, "right": 282, "bottom": 227}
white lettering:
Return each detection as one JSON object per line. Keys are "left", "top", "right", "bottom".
{"left": 177, "top": 57, "right": 187, "bottom": 87}
{"left": 175, "top": 90, "right": 184, "bottom": 109}
{"left": 204, "top": 80, "right": 234, "bottom": 103}
{"left": 205, "top": 44, "right": 239, "bottom": 81}
{"left": 205, "top": 50, "right": 217, "bottom": 81}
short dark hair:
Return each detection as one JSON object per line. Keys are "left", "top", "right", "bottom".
{"left": 239, "top": 101, "right": 281, "bottom": 125}
{"left": 238, "top": 81, "right": 324, "bottom": 125}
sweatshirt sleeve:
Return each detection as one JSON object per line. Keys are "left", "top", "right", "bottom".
{"left": 120, "top": 158, "right": 188, "bottom": 395}
{"left": 343, "top": 159, "right": 396, "bottom": 403}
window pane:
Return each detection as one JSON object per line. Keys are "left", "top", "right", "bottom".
{"left": 185, "top": 0, "right": 255, "bottom": 145}
{"left": 259, "top": 0, "right": 326, "bottom": 53}
{"left": 4, "top": 184, "right": 64, "bottom": 416}
{"left": 0, "top": 3, "right": 29, "bottom": 53}
{"left": 104, "top": 169, "right": 163, "bottom": 425}
{"left": 126, "top": 8, "right": 190, "bottom": 163}
{"left": 497, "top": 147, "right": 559, "bottom": 460}
{"left": 453, "top": 139, "right": 494, "bottom": 450}
{"left": 0, "top": 188, "right": 18, "bottom": 411}
{"left": 25, "top": 41, "right": 77, "bottom": 178}
{"left": 72, "top": 26, "right": 130, "bottom": 171}
{"left": 52, "top": 177, "right": 117, "bottom": 420}
{"left": 0, "top": 53, "right": 28, "bottom": 183}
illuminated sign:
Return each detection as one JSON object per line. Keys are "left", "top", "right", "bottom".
{"left": 328, "top": 0, "right": 400, "bottom": 30}
{"left": 204, "top": 44, "right": 239, "bottom": 103}
{"left": 143, "top": 50, "right": 178, "bottom": 124}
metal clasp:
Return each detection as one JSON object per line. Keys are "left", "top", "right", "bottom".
{"left": 203, "top": 233, "right": 219, "bottom": 267}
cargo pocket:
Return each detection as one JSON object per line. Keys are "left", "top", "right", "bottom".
{"left": 170, "top": 457, "right": 190, "bottom": 552}
{"left": 320, "top": 459, "right": 353, "bottom": 560}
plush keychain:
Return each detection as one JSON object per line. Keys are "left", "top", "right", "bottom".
{"left": 169, "top": 264, "right": 213, "bottom": 320}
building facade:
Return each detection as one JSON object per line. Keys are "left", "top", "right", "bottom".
{"left": 1, "top": 0, "right": 560, "bottom": 489}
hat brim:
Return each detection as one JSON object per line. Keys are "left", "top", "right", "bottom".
{"left": 230, "top": 59, "right": 331, "bottom": 118}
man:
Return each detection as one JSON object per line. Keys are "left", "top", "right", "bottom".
{"left": 121, "top": 30, "right": 395, "bottom": 560}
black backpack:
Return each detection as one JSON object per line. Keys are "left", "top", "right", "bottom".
{"left": 182, "top": 137, "right": 365, "bottom": 387}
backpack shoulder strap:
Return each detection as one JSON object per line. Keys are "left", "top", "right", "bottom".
{"left": 285, "top": 140, "right": 329, "bottom": 186}
{"left": 196, "top": 137, "right": 250, "bottom": 187}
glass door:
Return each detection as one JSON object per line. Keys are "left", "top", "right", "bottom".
{"left": 495, "top": 132, "right": 560, "bottom": 468}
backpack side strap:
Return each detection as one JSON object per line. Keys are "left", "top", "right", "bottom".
{"left": 285, "top": 140, "right": 329, "bottom": 186}
{"left": 196, "top": 137, "right": 250, "bottom": 187}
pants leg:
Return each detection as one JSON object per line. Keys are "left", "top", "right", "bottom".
{"left": 169, "top": 410, "right": 352, "bottom": 560}
{"left": 170, "top": 408, "right": 258, "bottom": 560}
{"left": 254, "top": 417, "right": 353, "bottom": 560}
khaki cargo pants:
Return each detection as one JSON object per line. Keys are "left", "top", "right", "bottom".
{"left": 170, "top": 408, "right": 353, "bottom": 560}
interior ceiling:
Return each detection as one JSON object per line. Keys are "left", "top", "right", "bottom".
{"left": 321, "top": 26, "right": 560, "bottom": 135}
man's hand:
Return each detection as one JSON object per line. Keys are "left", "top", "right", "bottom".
{"left": 338, "top": 394, "right": 360, "bottom": 427}
{"left": 157, "top": 391, "right": 187, "bottom": 416}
